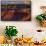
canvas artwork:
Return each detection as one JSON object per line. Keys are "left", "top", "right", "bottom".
{"left": 1, "top": 1, "right": 31, "bottom": 21}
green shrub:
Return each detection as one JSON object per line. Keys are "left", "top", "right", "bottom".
{"left": 5, "top": 26, "right": 18, "bottom": 39}
{"left": 36, "top": 14, "right": 46, "bottom": 21}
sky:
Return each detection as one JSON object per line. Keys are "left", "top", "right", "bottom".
{"left": 1, "top": 1, "right": 24, "bottom": 4}
{"left": 1, "top": 0, "right": 31, "bottom": 4}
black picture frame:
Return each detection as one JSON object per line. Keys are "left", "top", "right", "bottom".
{"left": 1, "top": 1, "right": 31, "bottom": 21}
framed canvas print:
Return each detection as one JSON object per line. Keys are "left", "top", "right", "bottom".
{"left": 1, "top": 1, "right": 31, "bottom": 21}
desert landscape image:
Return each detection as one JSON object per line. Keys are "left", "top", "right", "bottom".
{"left": 1, "top": 1, "right": 31, "bottom": 21}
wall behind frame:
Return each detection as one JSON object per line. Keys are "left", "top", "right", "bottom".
{"left": 0, "top": 0, "right": 46, "bottom": 37}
